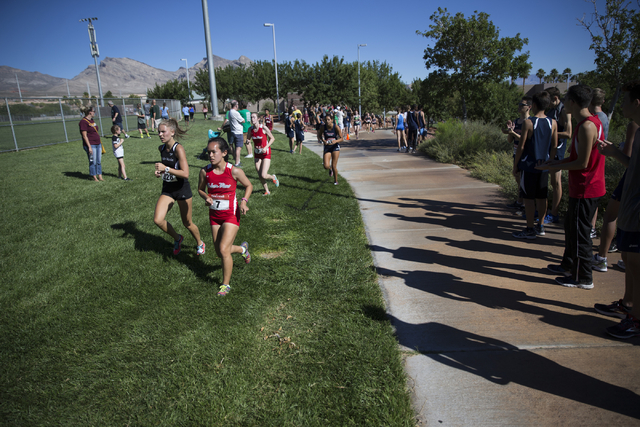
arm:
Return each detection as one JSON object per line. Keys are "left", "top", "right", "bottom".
{"left": 544, "top": 122, "right": 597, "bottom": 171}
{"left": 112, "top": 111, "right": 118, "bottom": 122}
{"left": 333, "top": 127, "right": 343, "bottom": 144}
{"left": 597, "top": 140, "right": 630, "bottom": 167}
{"left": 81, "top": 130, "right": 93, "bottom": 154}
{"left": 513, "top": 120, "right": 531, "bottom": 175}
{"left": 557, "top": 110, "right": 572, "bottom": 140}
{"left": 622, "top": 121, "right": 639, "bottom": 157}
{"left": 154, "top": 144, "right": 190, "bottom": 179}
{"left": 114, "top": 138, "right": 123, "bottom": 149}
{"left": 264, "top": 127, "right": 276, "bottom": 149}
{"left": 198, "top": 168, "right": 214, "bottom": 206}
{"left": 548, "top": 120, "right": 558, "bottom": 161}
{"left": 231, "top": 167, "right": 253, "bottom": 215}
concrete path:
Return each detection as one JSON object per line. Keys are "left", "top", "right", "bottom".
{"left": 277, "top": 124, "right": 640, "bottom": 425}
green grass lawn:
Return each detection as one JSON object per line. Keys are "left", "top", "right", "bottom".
{"left": 0, "top": 119, "right": 414, "bottom": 426}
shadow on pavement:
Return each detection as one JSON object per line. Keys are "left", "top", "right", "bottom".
{"left": 386, "top": 316, "right": 640, "bottom": 420}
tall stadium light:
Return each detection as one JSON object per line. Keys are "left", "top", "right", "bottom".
{"left": 201, "top": 0, "right": 219, "bottom": 117}
{"left": 80, "top": 18, "right": 104, "bottom": 107}
{"left": 264, "top": 23, "right": 280, "bottom": 115}
{"left": 181, "top": 58, "right": 190, "bottom": 100}
{"left": 358, "top": 44, "right": 367, "bottom": 119}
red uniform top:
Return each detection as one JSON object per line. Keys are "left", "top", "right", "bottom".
{"left": 205, "top": 162, "right": 238, "bottom": 221}
{"left": 568, "top": 115, "right": 605, "bottom": 199}
{"left": 264, "top": 114, "right": 273, "bottom": 131}
{"left": 249, "top": 125, "right": 271, "bottom": 159}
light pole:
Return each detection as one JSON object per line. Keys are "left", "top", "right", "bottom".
{"left": 181, "top": 58, "right": 190, "bottom": 101}
{"left": 201, "top": 0, "right": 219, "bottom": 116}
{"left": 264, "top": 23, "right": 280, "bottom": 115}
{"left": 80, "top": 18, "right": 104, "bottom": 107}
{"left": 358, "top": 44, "right": 366, "bottom": 119}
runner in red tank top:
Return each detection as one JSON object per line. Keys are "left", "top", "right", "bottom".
{"left": 248, "top": 113, "right": 280, "bottom": 195}
{"left": 198, "top": 136, "right": 253, "bottom": 296}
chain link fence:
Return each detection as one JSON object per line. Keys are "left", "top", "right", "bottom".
{"left": 0, "top": 97, "right": 182, "bottom": 153}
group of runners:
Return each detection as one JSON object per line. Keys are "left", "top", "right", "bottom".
{"left": 394, "top": 105, "right": 429, "bottom": 154}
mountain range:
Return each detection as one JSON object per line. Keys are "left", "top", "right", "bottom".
{"left": 0, "top": 55, "right": 252, "bottom": 98}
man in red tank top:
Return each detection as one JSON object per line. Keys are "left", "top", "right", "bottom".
{"left": 537, "top": 85, "right": 604, "bottom": 289}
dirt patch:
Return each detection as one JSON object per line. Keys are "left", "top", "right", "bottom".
{"left": 260, "top": 250, "right": 286, "bottom": 259}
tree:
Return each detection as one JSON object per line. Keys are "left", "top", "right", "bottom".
{"left": 418, "top": 8, "right": 531, "bottom": 121}
{"left": 104, "top": 90, "right": 114, "bottom": 98}
{"left": 536, "top": 69, "right": 546, "bottom": 84}
{"left": 147, "top": 78, "right": 189, "bottom": 103}
{"left": 578, "top": 0, "right": 640, "bottom": 120}
{"left": 548, "top": 68, "right": 560, "bottom": 83}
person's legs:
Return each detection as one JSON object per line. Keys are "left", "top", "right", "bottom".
{"left": 535, "top": 197, "right": 548, "bottom": 226}
{"left": 550, "top": 170, "right": 562, "bottom": 216}
{"left": 598, "top": 199, "right": 619, "bottom": 257}
{"left": 95, "top": 145, "right": 103, "bottom": 180}
{"left": 575, "top": 198, "right": 599, "bottom": 284}
{"left": 117, "top": 158, "right": 128, "bottom": 179}
{"left": 154, "top": 195, "right": 180, "bottom": 240}
{"left": 212, "top": 222, "right": 242, "bottom": 286}
{"left": 244, "top": 133, "right": 253, "bottom": 156}
{"left": 256, "top": 158, "right": 273, "bottom": 193}
{"left": 84, "top": 146, "right": 98, "bottom": 179}
{"left": 331, "top": 150, "right": 340, "bottom": 184}
{"left": 177, "top": 198, "right": 204, "bottom": 247}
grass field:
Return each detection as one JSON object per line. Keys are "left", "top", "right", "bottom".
{"left": 0, "top": 120, "right": 414, "bottom": 425}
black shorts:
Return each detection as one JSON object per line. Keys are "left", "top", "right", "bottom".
{"left": 554, "top": 140, "right": 567, "bottom": 160}
{"left": 138, "top": 123, "right": 146, "bottom": 130}
{"left": 161, "top": 180, "right": 192, "bottom": 201}
{"left": 519, "top": 170, "right": 549, "bottom": 200}
{"left": 611, "top": 171, "right": 626, "bottom": 201}
{"left": 323, "top": 143, "right": 340, "bottom": 154}
{"left": 617, "top": 228, "right": 640, "bottom": 253}
{"left": 286, "top": 129, "right": 294, "bottom": 138}
{"left": 184, "top": 115, "right": 190, "bottom": 123}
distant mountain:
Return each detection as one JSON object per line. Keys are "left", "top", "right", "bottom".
{"left": 0, "top": 55, "right": 252, "bottom": 97}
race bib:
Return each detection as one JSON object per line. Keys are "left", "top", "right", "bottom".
{"left": 208, "top": 194, "right": 232, "bottom": 211}
{"left": 162, "top": 172, "right": 177, "bottom": 183}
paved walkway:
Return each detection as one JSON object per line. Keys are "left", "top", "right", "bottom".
{"left": 276, "top": 124, "right": 640, "bottom": 425}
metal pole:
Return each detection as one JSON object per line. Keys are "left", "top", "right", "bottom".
{"left": 87, "top": 82, "right": 91, "bottom": 99}
{"left": 66, "top": 79, "right": 71, "bottom": 97}
{"left": 6, "top": 98, "right": 19, "bottom": 151}
{"left": 264, "top": 24, "right": 280, "bottom": 115}
{"left": 93, "top": 55, "right": 104, "bottom": 107}
{"left": 357, "top": 44, "right": 367, "bottom": 119}
{"left": 201, "top": 0, "right": 219, "bottom": 116}
{"left": 95, "top": 102, "right": 104, "bottom": 137}
{"left": 59, "top": 98, "right": 69, "bottom": 142}
{"left": 15, "top": 74, "right": 22, "bottom": 103}
{"left": 122, "top": 98, "right": 128, "bottom": 132}
{"left": 181, "top": 59, "right": 190, "bottom": 100}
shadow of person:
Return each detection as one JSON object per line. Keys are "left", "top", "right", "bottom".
{"left": 385, "top": 317, "right": 640, "bottom": 420}
{"left": 111, "top": 221, "right": 217, "bottom": 283}
{"left": 63, "top": 171, "right": 92, "bottom": 180}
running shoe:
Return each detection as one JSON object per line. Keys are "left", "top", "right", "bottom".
{"left": 534, "top": 224, "right": 545, "bottom": 236}
{"left": 506, "top": 201, "right": 524, "bottom": 209}
{"left": 606, "top": 316, "right": 640, "bottom": 339}
{"left": 241, "top": 242, "right": 251, "bottom": 264}
{"left": 263, "top": 191, "right": 271, "bottom": 196}
{"left": 618, "top": 259, "right": 626, "bottom": 270}
{"left": 594, "top": 300, "right": 632, "bottom": 319}
{"left": 173, "top": 234, "right": 184, "bottom": 255}
{"left": 608, "top": 241, "right": 619, "bottom": 253}
{"left": 234, "top": 162, "right": 242, "bottom": 168}
{"left": 512, "top": 227, "right": 537, "bottom": 240}
{"left": 555, "top": 276, "right": 594, "bottom": 289}
{"left": 590, "top": 228, "right": 597, "bottom": 239}
{"left": 547, "top": 264, "right": 571, "bottom": 276}
{"left": 591, "top": 254, "right": 607, "bottom": 272}
{"left": 197, "top": 241, "right": 206, "bottom": 256}
{"left": 217, "top": 284, "right": 231, "bottom": 296}
{"left": 543, "top": 214, "right": 559, "bottom": 224}
{"left": 245, "top": 154, "right": 254, "bottom": 158}
{"left": 272, "top": 174, "right": 279, "bottom": 187}
{"left": 125, "top": 134, "right": 130, "bottom": 138}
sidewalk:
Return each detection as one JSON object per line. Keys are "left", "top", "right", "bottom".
{"left": 275, "top": 124, "right": 640, "bottom": 425}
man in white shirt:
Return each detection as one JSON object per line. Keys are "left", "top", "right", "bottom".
{"left": 218, "top": 100, "right": 245, "bottom": 167}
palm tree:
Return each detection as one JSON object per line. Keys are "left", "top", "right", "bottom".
{"left": 536, "top": 69, "right": 545, "bottom": 84}
{"left": 548, "top": 68, "right": 560, "bottom": 83}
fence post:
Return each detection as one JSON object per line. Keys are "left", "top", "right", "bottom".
{"left": 122, "top": 98, "right": 129, "bottom": 132}
{"left": 95, "top": 102, "right": 104, "bottom": 137}
{"left": 5, "top": 98, "right": 19, "bottom": 152}
{"left": 59, "top": 98, "right": 69, "bottom": 142}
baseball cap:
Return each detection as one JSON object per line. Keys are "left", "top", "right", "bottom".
{"left": 107, "top": 101, "right": 114, "bottom": 105}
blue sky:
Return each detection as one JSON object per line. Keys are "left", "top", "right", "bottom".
{"left": 0, "top": 0, "right": 620, "bottom": 84}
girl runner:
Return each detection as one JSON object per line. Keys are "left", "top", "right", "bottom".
{"left": 395, "top": 108, "right": 407, "bottom": 152}
{"left": 153, "top": 118, "right": 206, "bottom": 256}
{"left": 318, "top": 115, "right": 343, "bottom": 185}
{"left": 353, "top": 111, "right": 361, "bottom": 140}
{"left": 198, "top": 137, "right": 253, "bottom": 296}
{"left": 248, "top": 113, "right": 279, "bottom": 195}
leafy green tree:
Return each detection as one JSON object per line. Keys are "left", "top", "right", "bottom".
{"left": 416, "top": 71, "right": 451, "bottom": 125}
{"left": 104, "top": 90, "right": 113, "bottom": 98}
{"left": 536, "top": 69, "right": 545, "bottom": 84}
{"left": 147, "top": 78, "right": 189, "bottom": 103}
{"left": 548, "top": 68, "right": 559, "bottom": 83}
{"left": 417, "top": 7, "right": 530, "bottom": 121}
{"left": 578, "top": 0, "right": 640, "bottom": 119}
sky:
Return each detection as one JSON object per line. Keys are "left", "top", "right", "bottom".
{"left": 0, "top": 0, "right": 624, "bottom": 85}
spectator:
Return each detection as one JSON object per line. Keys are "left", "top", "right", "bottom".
{"left": 108, "top": 100, "right": 129, "bottom": 138}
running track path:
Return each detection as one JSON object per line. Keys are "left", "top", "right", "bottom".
{"left": 276, "top": 123, "right": 640, "bottom": 425}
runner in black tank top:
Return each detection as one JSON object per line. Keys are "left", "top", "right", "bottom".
{"left": 318, "top": 115, "right": 343, "bottom": 185}
{"left": 153, "top": 118, "right": 206, "bottom": 256}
